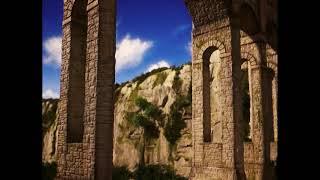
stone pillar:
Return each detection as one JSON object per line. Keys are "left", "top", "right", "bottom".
{"left": 56, "top": 0, "right": 116, "bottom": 179}
{"left": 250, "top": 41, "right": 272, "bottom": 180}
{"left": 190, "top": 18, "right": 242, "bottom": 179}
{"left": 230, "top": 16, "right": 246, "bottom": 180}
{"left": 191, "top": 57, "right": 204, "bottom": 168}
{"left": 250, "top": 64, "right": 265, "bottom": 180}
{"left": 94, "top": 0, "right": 116, "bottom": 178}
{"left": 272, "top": 67, "right": 278, "bottom": 143}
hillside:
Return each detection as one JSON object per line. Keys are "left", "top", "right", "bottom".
{"left": 42, "top": 63, "right": 192, "bottom": 178}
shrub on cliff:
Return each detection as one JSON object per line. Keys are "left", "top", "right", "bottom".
{"left": 134, "top": 164, "right": 187, "bottom": 180}
{"left": 42, "top": 162, "right": 57, "bottom": 180}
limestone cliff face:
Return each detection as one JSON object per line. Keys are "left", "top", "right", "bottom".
{"left": 41, "top": 64, "right": 192, "bottom": 177}
{"left": 113, "top": 64, "right": 192, "bottom": 177}
{"left": 42, "top": 99, "right": 59, "bottom": 164}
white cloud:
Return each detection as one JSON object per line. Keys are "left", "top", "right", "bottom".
{"left": 42, "top": 89, "right": 60, "bottom": 99}
{"left": 43, "top": 36, "right": 62, "bottom": 67}
{"left": 42, "top": 34, "right": 153, "bottom": 72}
{"left": 116, "top": 35, "right": 153, "bottom": 72}
{"left": 145, "top": 60, "right": 170, "bottom": 73}
{"left": 185, "top": 41, "right": 192, "bottom": 55}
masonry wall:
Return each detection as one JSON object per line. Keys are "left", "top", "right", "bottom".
{"left": 190, "top": 17, "right": 240, "bottom": 180}
{"left": 185, "top": 0, "right": 278, "bottom": 179}
{"left": 240, "top": 32, "right": 278, "bottom": 179}
{"left": 56, "top": 0, "right": 116, "bottom": 179}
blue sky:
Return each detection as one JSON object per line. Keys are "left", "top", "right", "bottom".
{"left": 42, "top": 0, "right": 192, "bottom": 98}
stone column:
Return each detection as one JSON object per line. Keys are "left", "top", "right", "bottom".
{"left": 56, "top": 21, "right": 71, "bottom": 179}
{"left": 251, "top": 64, "right": 265, "bottom": 180}
{"left": 56, "top": 0, "right": 116, "bottom": 179}
{"left": 230, "top": 16, "right": 246, "bottom": 180}
{"left": 191, "top": 60, "right": 204, "bottom": 168}
{"left": 86, "top": 0, "right": 116, "bottom": 179}
{"left": 250, "top": 41, "right": 272, "bottom": 180}
{"left": 272, "top": 68, "right": 278, "bottom": 142}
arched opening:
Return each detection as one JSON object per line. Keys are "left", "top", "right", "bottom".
{"left": 239, "top": 4, "right": 259, "bottom": 36}
{"left": 67, "top": 0, "right": 88, "bottom": 143}
{"left": 202, "top": 46, "right": 222, "bottom": 143}
{"left": 240, "top": 60, "right": 251, "bottom": 142}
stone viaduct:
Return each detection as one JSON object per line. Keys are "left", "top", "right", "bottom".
{"left": 55, "top": 0, "right": 277, "bottom": 179}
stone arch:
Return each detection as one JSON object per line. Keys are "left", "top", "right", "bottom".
{"left": 239, "top": 3, "right": 260, "bottom": 35}
{"left": 64, "top": 0, "right": 95, "bottom": 19}
{"left": 196, "top": 39, "right": 226, "bottom": 61}
{"left": 66, "top": 0, "right": 90, "bottom": 10}
{"left": 241, "top": 52, "right": 258, "bottom": 66}
{"left": 267, "top": 61, "right": 277, "bottom": 73}
{"left": 198, "top": 40, "right": 224, "bottom": 143}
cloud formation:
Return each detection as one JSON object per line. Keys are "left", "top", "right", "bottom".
{"left": 43, "top": 89, "right": 60, "bottom": 99}
{"left": 43, "top": 36, "right": 62, "bottom": 67}
{"left": 116, "top": 35, "right": 153, "bottom": 72}
{"left": 186, "top": 41, "right": 192, "bottom": 55}
{"left": 146, "top": 60, "right": 170, "bottom": 73}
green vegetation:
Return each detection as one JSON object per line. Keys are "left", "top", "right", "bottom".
{"left": 128, "top": 113, "right": 159, "bottom": 139}
{"left": 113, "top": 166, "right": 133, "bottom": 180}
{"left": 134, "top": 164, "right": 187, "bottom": 180}
{"left": 171, "top": 65, "right": 184, "bottom": 72}
{"left": 153, "top": 72, "right": 168, "bottom": 88}
{"left": 126, "top": 96, "right": 165, "bottom": 164}
{"left": 164, "top": 81, "right": 192, "bottom": 160}
{"left": 127, "top": 97, "right": 164, "bottom": 139}
{"left": 164, "top": 95, "right": 190, "bottom": 147}
{"left": 172, "top": 70, "right": 183, "bottom": 93}
{"left": 42, "top": 162, "right": 57, "bottom": 180}
{"left": 129, "top": 86, "right": 141, "bottom": 102}
{"left": 113, "top": 164, "right": 187, "bottom": 180}
{"left": 132, "top": 67, "right": 169, "bottom": 86}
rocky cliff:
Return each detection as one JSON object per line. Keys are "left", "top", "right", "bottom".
{"left": 42, "top": 99, "right": 59, "bottom": 163}
{"left": 42, "top": 64, "right": 192, "bottom": 177}
{"left": 113, "top": 64, "right": 192, "bottom": 177}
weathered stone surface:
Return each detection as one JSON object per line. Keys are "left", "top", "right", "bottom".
{"left": 185, "top": 0, "right": 278, "bottom": 179}
{"left": 51, "top": 0, "right": 278, "bottom": 179}
{"left": 56, "top": 0, "right": 116, "bottom": 179}
{"left": 42, "top": 100, "right": 59, "bottom": 164}
{"left": 113, "top": 65, "right": 193, "bottom": 177}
